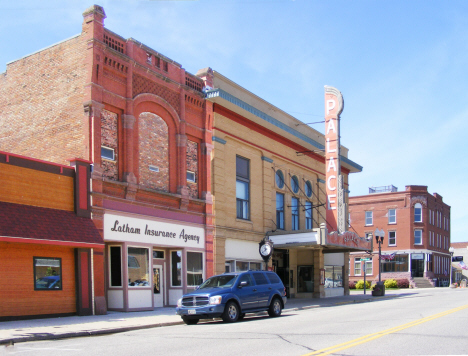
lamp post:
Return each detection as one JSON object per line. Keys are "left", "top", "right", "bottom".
{"left": 375, "top": 228, "right": 385, "bottom": 282}
{"left": 449, "top": 246, "right": 454, "bottom": 286}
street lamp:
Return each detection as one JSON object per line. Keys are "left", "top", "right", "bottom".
{"left": 374, "top": 228, "right": 385, "bottom": 283}
{"left": 449, "top": 246, "right": 454, "bottom": 286}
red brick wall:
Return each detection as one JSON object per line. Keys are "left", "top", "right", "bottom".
{"left": 138, "top": 112, "right": 169, "bottom": 192}
{"left": 101, "top": 109, "right": 119, "bottom": 180}
{"left": 0, "top": 35, "right": 88, "bottom": 165}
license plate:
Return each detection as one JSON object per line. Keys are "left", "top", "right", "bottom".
{"left": 188, "top": 309, "right": 196, "bottom": 315}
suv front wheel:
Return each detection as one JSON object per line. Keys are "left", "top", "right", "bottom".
{"left": 268, "top": 297, "right": 282, "bottom": 317}
{"left": 222, "top": 301, "right": 239, "bottom": 323}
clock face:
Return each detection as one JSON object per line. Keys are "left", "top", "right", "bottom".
{"left": 260, "top": 243, "right": 272, "bottom": 256}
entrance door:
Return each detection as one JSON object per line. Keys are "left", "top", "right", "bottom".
{"left": 411, "top": 259, "right": 424, "bottom": 278}
{"left": 153, "top": 265, "right": 164, "bottom": 307}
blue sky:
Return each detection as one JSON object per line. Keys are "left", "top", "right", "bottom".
{"left": 1, "top": 1, "right": 467, "bottom": 242}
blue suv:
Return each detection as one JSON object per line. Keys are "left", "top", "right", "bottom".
{"left": 176, "top": 271, "right": 287, "bottom": 325}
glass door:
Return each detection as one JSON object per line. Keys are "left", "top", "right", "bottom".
{"left": 153, "top": 265, "right": 164, "bottom": 307}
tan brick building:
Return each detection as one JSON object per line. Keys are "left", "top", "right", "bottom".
{"left": 198, "top": 70, "right": 364, "bottom": 298}
{"left": 0, "top": 6, "right": 213, "bottom": 310}
{"left": 349, "top": 185, "right": 451, "bottom": 288}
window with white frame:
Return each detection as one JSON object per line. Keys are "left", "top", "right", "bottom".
{"left": 388, "top": 231, "right": 396, "bottom": 246}
{"left": 414, "top": 203, "right": 422, "bottom": 222}
{"left": 414, "top": 229, "right": 422, "bottom": 245}
{"left": 365, "top": 211, "right": 373, "bottom": 226}
{"left": 128, "top": 247, "right": 149, "bottom": 287}
{"left": 186, "top": 252, "right": 203, "bottom": 286}
{"left": 101, "top": 146, "right": 115, "bottom": 161}
{"left": 354, "top": 258, "right": 361, "bottom": 275}
{"left": 236, "top": 156, "right": 250, "bottom": 220}
{"left": 388, "top": 209, "right": 396, "bottom": 224}
{"left": 365, "top": 259, "right": 373, "bottom": 275}
{"left": 171, "top": 250, "right": 182, "bottom": 287}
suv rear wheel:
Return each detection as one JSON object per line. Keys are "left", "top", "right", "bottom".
{"left": 222, "top": 301, "right": 239, "bottom": 323}
{"left": 268, "top": 297, "right": 282, "bottom": 317}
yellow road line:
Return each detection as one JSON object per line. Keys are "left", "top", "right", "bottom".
{"left": 302, "top": 304, "right": 468, "bottom": 356}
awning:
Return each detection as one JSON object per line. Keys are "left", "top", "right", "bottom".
{"left": 0, "top": 201, "right": 103, "bottom": 248}
{"left": 270, "top": 231, "right": 320, "bottom": 248}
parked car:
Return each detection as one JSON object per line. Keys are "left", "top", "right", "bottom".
{"left": 176, "top": 271, "right": 287, "bottom": 325}
{"left": 35, "top": 276, "right": 61, "bottom": 289}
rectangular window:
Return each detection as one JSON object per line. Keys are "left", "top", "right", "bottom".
{"left": 414, "top": 230, "right": 422, "bottom": 245}
{"left": 110, "top": 246, "right": 122, "bottom": 287}
{"left": 171, "top": 251, "right": 182, "bottom": 287}
{"left": 276, "top": 192, "right": 285, "bottom": 230}
{"left": 101, "top": 146, "right": 115, "bottom": 161}
{"left": 414, "top": 204, "right": 422, "bottom": 222}
{"left": 236, "top": 156, "right": 250, "bottom": 220}
{"left": 236, "top": 261, "right": 249, "bottom": 272}
{"left": 187, "top": 252, "right": 203, "bottom": 286}
{"left": 388, "top": 209, "right": 396, "bottom": 224}
{"left": 388, "top": 231, "right": 396, "bottom": 246}
{"left": 354, "top": 258, "right": 361, "bottom": 275}
{"left": 324, "top": 265, "right": 343, "bottom": 288}
{"left": 365, "top": 211, "right": 373, "bottom": 226}
{"left": 305, "top": 201, "right": 312, "bottom": 229}
{"left": 187, "top": 170, "right": 196, "bottom": 183}
{"left": 291, "top": 197, "right": 299, "bottom": 230}
{"left": 152, "top": 250, "right": 164, "bottom": 259}
{"left": 429, "top": 209, "right": 432, "bottom": 225}
{"left": 381, "top": 254, "right": 409, "bottom": 272}
{"left": 365, "top": 260, "right": 373, "bottom": 275}
{"left": 128, "top": 247, "right": 149, "bottom": 287}
{"left": 34, "top": 257, "right": 62, "bottom": 290}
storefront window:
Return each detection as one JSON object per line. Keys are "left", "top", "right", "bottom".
{"left": 110, "top": 246, "right": 122, "bottom": 287}
{"left": 171, "top": 250, "right": 182, "bottom": 286}
{"left": 128, "top": 247, "right": 149, "bottom": 287}
{"left": 187, "top": 252, "right": 203, "bottom": 286}
{"left": 381, "top": 254, "right": 409, "bottom": 273}
{"left": 34, "top": 257, "right": 62, "bottom": 290}
{"left": 297, "top": 265, "right": 313, "bottom": 293}
{"left": 324, "top": 265, "right": 343, "bottom": 288}
{"left": 235, "top": 261, "right": 262, "bottom": 272}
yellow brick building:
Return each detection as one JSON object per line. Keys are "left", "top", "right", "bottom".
{"left": 198, "top": 69, "right": 364, "bottom": 298}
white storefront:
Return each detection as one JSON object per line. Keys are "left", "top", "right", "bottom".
{"left": 104, "top": 212, "right": 205, "bottom": 311}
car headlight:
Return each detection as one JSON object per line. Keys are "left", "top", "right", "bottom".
{"left": 209, "top": 296, "right": 222, "bottom": 305}
{"left": 177, "top": 298, "right": 182, "bottom": 308}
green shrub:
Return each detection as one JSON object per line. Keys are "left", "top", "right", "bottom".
{"left": 384, "top": 279, "right": 398, "bottom": 288}
{"left": 355, "top": 280, "right": 371, "bottom": 289}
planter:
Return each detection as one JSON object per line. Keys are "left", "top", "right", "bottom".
{"left": 372, "top": 282, "right": 386, "bottom": 297}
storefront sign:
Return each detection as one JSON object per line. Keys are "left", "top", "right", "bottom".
{"left": 104, "top": 213, "right": 205, "bottom": 248}
{"left": 326, "top": 231, "right": 372, "bottom": 251}
{"left": 411, "top": 253, "right": 424, "bottom": 260}
{"left": 324, "top": 86, "right": 344, "bottom": 233}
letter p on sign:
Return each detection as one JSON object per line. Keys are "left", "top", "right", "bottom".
{"left": 326, "top": 99, "right": 336, "bottom": 115}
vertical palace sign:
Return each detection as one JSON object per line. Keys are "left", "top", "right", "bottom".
{"left": 324, "top": 86, "right": 344, "bottom": 234}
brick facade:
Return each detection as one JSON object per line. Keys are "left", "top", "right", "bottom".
{"left": 101, "top": 109, "right": 119, "bottom": 181}
{"left": 349, "top": 185, "right": 451, "bottom": 286}
{"left": 186, "top": 140, "right": 198, "bottom": 199}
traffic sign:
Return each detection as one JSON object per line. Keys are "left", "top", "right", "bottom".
{"left": 360, "top": 258, "right": 370, "bottom": 261}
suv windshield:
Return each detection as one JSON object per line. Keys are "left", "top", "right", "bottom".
{"left": 199, "top": 275, "right": 238, "bottom": 289}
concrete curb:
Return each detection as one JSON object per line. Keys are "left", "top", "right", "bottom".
{"left": 0, "top": 321, "right": 185, "bottom": 346}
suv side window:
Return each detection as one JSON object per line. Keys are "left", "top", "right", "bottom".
{"left": 252, "top": 272, "right": 269, "bottom": 285}
{"left": 238, "top": 273, "right": 254, "bottom": 287}
{"left": 266, "top": 272, "right": 280, "bottom": 284}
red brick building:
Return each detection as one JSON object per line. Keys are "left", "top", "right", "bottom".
{"left": 349, "top": 185, "right": 451, "bottom": 287}
{"left": 0, "top": 6, "right": 213, "bottom": 311}
{"left": 0, "top": 151, "right": 103, "bottom": 320}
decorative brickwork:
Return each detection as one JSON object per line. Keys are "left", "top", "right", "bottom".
{"left": 186, "top": 140, "right": 198, "bottom": 199}
{"left": 101, "top": 109, "right": 118, "bottom": 181}
{"left": 138, "top": 112, "right": 169, "bottom": 192}
{"left": 133, "top": 74, "right": 180, "bottom": 115}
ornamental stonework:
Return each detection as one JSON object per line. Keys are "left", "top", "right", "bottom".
{"left": 411, "top": 196, "right": 427, "bottom": 207}
{"left": 186, "top": 140, "right": 198, "bottom": 199}
{"left": 101, "top": 109, "right": 118, "bottom": 181}
{"left": 138, "top": 112, "right": 169, "bottom": 192}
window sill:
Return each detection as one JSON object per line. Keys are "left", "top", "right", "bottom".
{"left": 236, "top": 218, "right": 253, "bottom": 224}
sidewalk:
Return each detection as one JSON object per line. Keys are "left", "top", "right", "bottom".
{"left": 0, "top": 289, "right": 411, "bottom": 345}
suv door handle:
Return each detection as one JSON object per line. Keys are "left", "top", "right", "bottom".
{"left": 268, "top": 287, "right": 272, "bottom": 290}
{"left": 253, "top": 289, "right": 257, "bottom": 291}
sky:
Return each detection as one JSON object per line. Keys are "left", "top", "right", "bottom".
{"left": 1, "top": 1, "right": 468, "bottom": 242}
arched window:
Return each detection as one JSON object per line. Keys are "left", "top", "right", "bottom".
{"left": 275, "top": 170, "right": 284, "bottom": 188}
{"left": 291, "top": 175, "right": 299, "bottom": 193}
{"left": 414, "top": 203, "right": 422, "bottom": 222}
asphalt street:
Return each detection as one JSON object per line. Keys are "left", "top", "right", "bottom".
{"left": 2, "top": 288, "right": 467, "bottom": 356}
